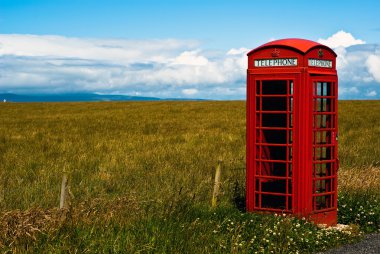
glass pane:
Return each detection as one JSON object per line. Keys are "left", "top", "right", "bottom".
{"left": 256, "top": 97, "right": 261, "bottom": 110}
{"left": 315, "top": 179, "right": 332, "bottom": 193}
{"left": 256, "top": 81, "right": 261, "bottom": 95}
{"left": 289, "top": 97, "right": 293, "bottom": 112}
{"left": 317, "top": 82, "right": 322, "bottom": 96}
{"left": 262, "top": 97, "right": 287, "bottom": 111}
{"left": 315, "top": 195, "right": 332, "bottom": 210}
{"left": 288, "top": 147, "right": 293, "bottom": 160}
{"left": 262, "top": 194, "right": 286, "bottom": 209}
{"left": 289, "top": 81, "right": 294, "bottom": 95}
{"left": 287, "top": 180, "right": 292, "bottom": 193}
{"left": 261, "top": 180, "right": 287, "bottom": 193}
{"left": 314, "top": 147, "right": 328, "bottom": 160}
{"left": 262, "top": 113, "right": 287, "bottom": 127}
{"left": 262, "top": 80, "right": 287, "bottom": 95}
{"left": 255, "top": 113, "right": 261, "bottom": 127}
{"left": 314, "top": 163, "right": 326, "bottom": 176}
{"left": 315, "top": 131, "right": 330, "bottom": 144}
{"left": 258, "top": 162, "right": 288, "bottom": 177}
{"left": 316, "top": 82, "right": 332, "bottom": 96}
{"left": 314, "top": 115, "right": 332, "bottom": 128}
{"left": 255, "top": 193, "right": 260, "bottom": 207}
{"left": 324, "top": 82, "right": 329, "bottom": 96}
{"left": 314, "top": 163, "right": 333, "bottom": 177}
{"left": 261, "top": 129, "right": 287, "bottom": 144}
{"left": 259, "top": 145, "right": 287, "bottom": 161}
{"left": 287, "top": 196, "right": 293, "bottom": 210}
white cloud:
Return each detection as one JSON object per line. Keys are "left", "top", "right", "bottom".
{"left": 318, "top": 30, "right": 365, "bottom": 48}
{"left": 334, "top": 45, "right": 374, "bottom": 84}
{"left": 173, "top": 51, "right": 208, "bottom": 66}
{"left": 0, "top": 34, "right": 248, "bottom": 98}
{"left": 318, "top": 31, "right": 368, "bottom": 84}
{"left": 366, "top": 54, "right": 380, "bottom": 82}
{"left": 227, "top": 47, "right": 249, "bottom": 55}
{"left": 317, "top": 31, "right": 380, "bottom": 99}
{"left": 182, "top": 88, "right": 198, "bottom": 95}
{"left": 0, "top": 34, "right": 198, "bottom": 64}
{"left": 339, "top": 86, "right": 360, "bottom": 96}
{"left": 1, "top": 32, "right": 379, "bottom": 99}
{"left": 366, "top": 90, "right": 377, "bottom": 97}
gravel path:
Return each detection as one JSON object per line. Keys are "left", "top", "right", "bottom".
{"left": 317, "top": 233, "right": 380, "bottom": 254}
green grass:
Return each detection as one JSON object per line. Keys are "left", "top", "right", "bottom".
{"left": 0, "top": 101, "right": 245, "bottom": 210}
{"left": 0, "top": 100, "right": 379, "bottom": 253}
{"left": 339, "top": 100, "right": 380, "bottom": 167}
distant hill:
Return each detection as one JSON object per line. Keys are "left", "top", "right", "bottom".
{"left": 0, "top": 93, "right": 203, "bottom": 103}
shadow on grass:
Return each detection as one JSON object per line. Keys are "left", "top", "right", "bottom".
{"left": 232, "top": 180, "right": 246, "bottom": 212}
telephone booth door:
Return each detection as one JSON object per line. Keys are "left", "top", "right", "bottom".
{"left": 310, "top": 76, "right": 338, "bottom": 220}
{"left": 251, "top": 75, "right": 297, "bottom": 212}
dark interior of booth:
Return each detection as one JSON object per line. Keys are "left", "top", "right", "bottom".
{"left": 256, "top": 80, "right": 292, "bottom": 210}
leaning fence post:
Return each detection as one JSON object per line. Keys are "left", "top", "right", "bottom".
{"left": 212, "top": 160, "right": 223, "bottom": 207}
{"left": 60, "top": 174, "right": 68, "bottom": 209}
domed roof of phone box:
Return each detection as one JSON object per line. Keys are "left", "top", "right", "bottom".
{"left": 247, "top": 38, "right": 337, "bottom": 56}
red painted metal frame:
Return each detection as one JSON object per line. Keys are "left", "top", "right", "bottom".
{"left": 246, "top": 39, "right": 338, "bottom": 226}
{"left": 308, "top": 76, "right": 338, "bottom": 225}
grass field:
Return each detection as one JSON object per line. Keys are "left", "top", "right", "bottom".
{"left": 0, "top": 100, "right": 379, "bottom": 253}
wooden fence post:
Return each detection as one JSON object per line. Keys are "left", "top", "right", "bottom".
{"left": 212, "top": 160, "right": 222, "bottom": 207}
{"left": 60, "top": 174, "right": 68, "bottom": 209}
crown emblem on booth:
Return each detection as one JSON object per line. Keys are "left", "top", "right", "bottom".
{"left": 318, "top": 49, "right": 324, "bottom": 58}
{"left": 271, "top": 48, "right": 280, "bottom": 57}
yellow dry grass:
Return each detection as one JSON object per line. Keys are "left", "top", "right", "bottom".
{"left": 0, "top": 195, "right": 141, "bottom": 248}
{"left": 339, "top": 166, "right": 380, "bottom": 193}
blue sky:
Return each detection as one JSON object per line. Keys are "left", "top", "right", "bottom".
{"left": 1, "top": 0, "right": 380, "bottom": 99}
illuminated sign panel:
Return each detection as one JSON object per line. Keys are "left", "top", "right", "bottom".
{"left": 308, "top": 59, "right": 332, "bottom": 68}
{"left": 254, "top": 58, "right": 297, "bottom": 67}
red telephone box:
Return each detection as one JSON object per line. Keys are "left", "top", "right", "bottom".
{"left": 246, "top": 38, "right": 338, "bottom": 226}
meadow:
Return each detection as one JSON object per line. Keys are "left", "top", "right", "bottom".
{"left": 0, "top": 100, "right": 379, "bottom": 253}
